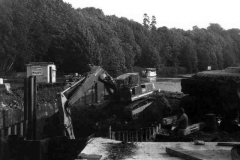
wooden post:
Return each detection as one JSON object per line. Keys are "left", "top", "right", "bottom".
{"left": 24, "top": 78, "right": 28, "bottom": 137}
{"left": 141, "top": 131, "right": 143, "bottom": 142}
{"left": 123, "top": 132, "right": 125, "bottom": 142}
{"left": 10, "top": 125, "right": 13, "bottom": 135}
{"left": 118, "top": 132, "right": 120, "bottom": 141}
{"left": 20, "top": 122, "right": 24, "bottom": 136}
{"left": 17, "top": 122, "right": 20, "bottom": 136}
{"left": 24, "top": 120, "right": 28, "bottom": 137}
{"left": 33, "top": 76, "right": 37, "bottom": 140}
{"left": 109, "top": 126, "right": 111, "bottom": 139}
{"left": 128, "top": 132, "right": 130, "bottom": 142}
{"left": 129, "top": 132, "right": 131, "bottom": 142}
{"left": 2, "top": 110, "right": 5, "bottom": 137}
{"left": 1, "top": 129, "right": 4, "bottom": 140}
{"left": 112, "top": 132, "right": 115, "bottom": 140}
{"left": 131, "top": 132, "right": 133, "bottom": 142}
{"left": 14, "top": 124, "right": 17, "bottom": 135}
{"left": 136, "top": 132, "right": 138, "bottom": 142}
{"left": 49, "top": 67, "right": 52, "bottom": 84}
{"left": 126, "top": 131, "right": 128, "bottom": 142}
{"left": 149, "top": 128, "right": 151, "bottom": 139}
{"left": 10, "top": 109, "right": 13, "bottom": 126}
{"left": 145, "top": 129, "right": 148, "bottom": 141}
{"left": 8, "top": 127, "right": 11, "bottom": 135}
{"left": 1, "top": 129, "right": 4, "bottom": 160}
{"left": 27, "top": 76, "right": 33, "bottom": 140}
{"left": 1, "top": 111, "right": 5, "bottom": 160}
{"left": 27, "top": 76, "right": 37, "bottom": 140}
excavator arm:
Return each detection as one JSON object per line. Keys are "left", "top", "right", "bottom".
{"left": 57, "top": 66, "right": 117, "bottom": 139}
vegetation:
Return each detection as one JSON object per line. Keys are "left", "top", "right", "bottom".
{"left": 1, "top": 0, "right": 240, "bottom": 76}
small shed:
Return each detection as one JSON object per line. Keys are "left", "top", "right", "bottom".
{"left": 26, "top": 62, "right": 56, "bottom": 83}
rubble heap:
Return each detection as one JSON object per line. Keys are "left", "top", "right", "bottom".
{"left": 103, "top": 142, "right": 137, "bottom": 160}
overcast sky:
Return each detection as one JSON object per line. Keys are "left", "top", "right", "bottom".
{"left": 63, "top": 0, "right": 240, "bottom": 30}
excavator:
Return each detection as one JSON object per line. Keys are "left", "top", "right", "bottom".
{"left": 3, "top": 66, "right": 158, "bottom": 160}
{"left": 57, "top": 65, "right": 158, "bottom": 139}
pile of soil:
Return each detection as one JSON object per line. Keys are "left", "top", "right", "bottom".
{"left": 0, "top": 83, "right": 64, "bottom": 134}
{"left": 103, "top": 142, "right": 138, "bottom": 160}
{"left": 0, "top": 86, "right": 24, "bottom": 110}
{"left": 0, "top": 83, "right": 64, "bottom": 110}
{"left": 188, "top": 130, "right": 240, "bottom": 142}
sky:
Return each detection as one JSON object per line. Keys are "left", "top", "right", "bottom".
{"left": 63, "top": 0, "right": 240, "bottom": 30}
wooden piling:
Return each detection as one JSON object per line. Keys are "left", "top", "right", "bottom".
{"left": 112, "top": 132, "right": 115, "bottom": 140}
{"left": 0, "top": 129, "right": 4, "bottom": 160}
{"left": 8, "top": 127, "right": 11, "bottom": 135}
{"left": 118, "top": 132, "right": 120, "bottom": 141}
{"left": 145, "top": 129, "right": 148, "bottom": 141}
{"left": 109, "top": 126, "right": 111, "bottom": 139}
{"left": 131, "top": 131, "right": 134, "bottom": 142}
{"left": 14, "top": 124, "right": 17, "bottom": 135}
{"left": 2, "top": 110, "right": 5, "bottom": 132}
{"left": 149, "top": 128, "right": 151, "bottom": 139}
{"left": 20, "top": 122, "right": 24, "bottom": 136}
{"left": 33, "top": 76, "right": 37, "bottom": 140}
{"left": 136, "top": 132, "right": 138, "bottom": 142}
{"left": 126, "top": 131, "right": 128, "bottom": 142}
{"left": 24, "top": 78, "right": 28, "bottom": 122}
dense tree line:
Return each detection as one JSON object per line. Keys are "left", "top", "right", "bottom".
{"left": 1, "top": 0, "right": 240, "bottom": 76}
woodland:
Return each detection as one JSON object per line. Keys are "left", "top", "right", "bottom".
{"left": 1, "top": 0, "right": 240, "bottom": 76}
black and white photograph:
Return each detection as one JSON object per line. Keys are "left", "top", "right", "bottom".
{"left": 0, "top": 0, "right": 240, "bottom": 159}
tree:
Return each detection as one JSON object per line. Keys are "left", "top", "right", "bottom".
{"left": 150, "top": 15, "right": 157, "bottom": 30}
{"left": 2, "top": 0, "right": 240, "bottom": 75}
{"left": 207, "top": 23, "right": 224, "bottom": 36}
{"left": 179, "top": 36, "right": 198, "bottom": 73}
{"left": 143, "top": 13, "right": 150, "bottom": 29}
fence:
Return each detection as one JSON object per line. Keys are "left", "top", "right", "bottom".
{"left": 0, "top": 76, "right": 60, "bottom": 160}
{"left": 0, "top": 109, "right": 27, "bottom": 139}
{"left": 0, "top": 101, "right": 57, "bottom": 141}
{"left": 108, "top": 123, "right": 162, "bottom": 142}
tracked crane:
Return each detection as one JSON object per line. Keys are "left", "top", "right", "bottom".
{"left": 57, "top": 65, "right": 158, "bottom": 139}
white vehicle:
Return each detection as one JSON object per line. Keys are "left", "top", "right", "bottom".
{"left": 141, "top": 68, "right": 157, "bottom": 82}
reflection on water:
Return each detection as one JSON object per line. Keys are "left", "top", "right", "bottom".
{"left": 154, "top": 78, "right": 182, "bottom": 93}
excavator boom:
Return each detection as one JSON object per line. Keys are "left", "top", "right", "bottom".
{"left": 57, "top": 66, "right": 116, "bottom": 139}
{"left": 57, "top": 66, "right": 158, "bottom": 139}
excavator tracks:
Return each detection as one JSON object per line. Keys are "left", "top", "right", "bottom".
{"left": 124, "top": 98, "right": 155, "bottom": 120}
